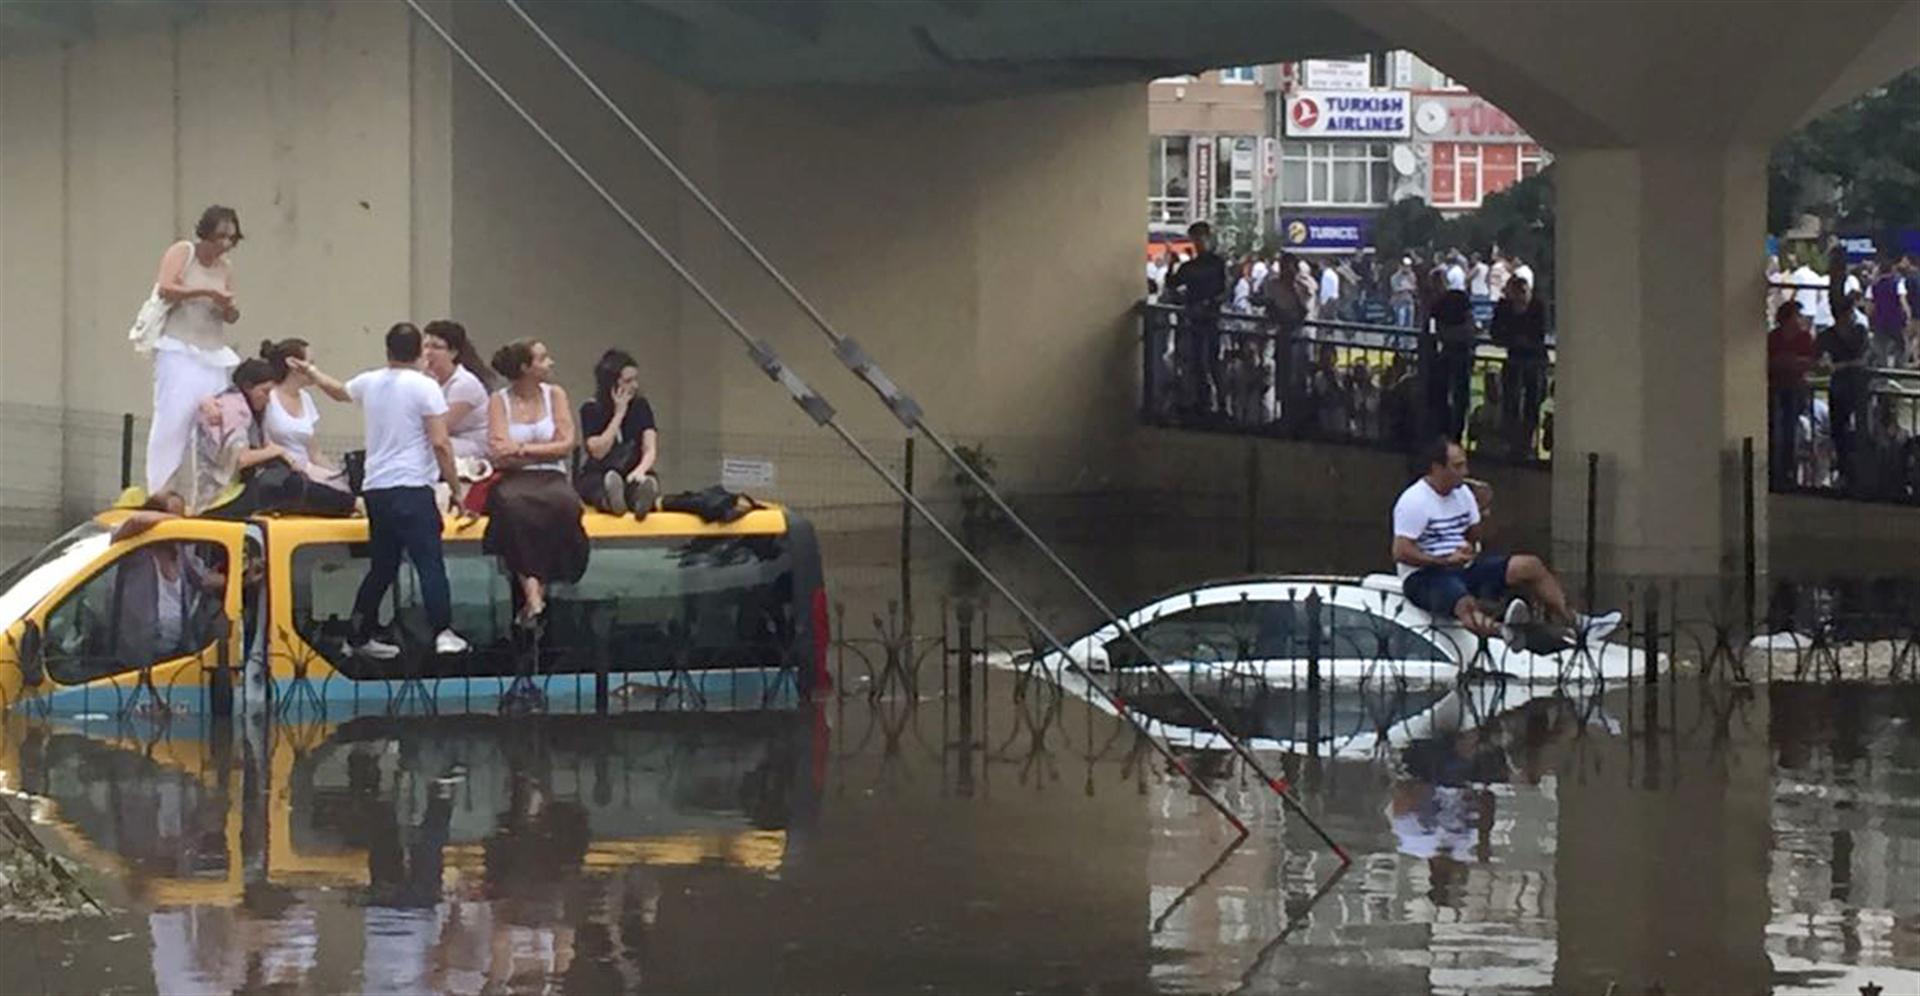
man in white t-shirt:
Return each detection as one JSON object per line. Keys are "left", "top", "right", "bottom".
{"left": 1392, "top": 438, "right": 1619, "bottom": 643}
{"left": 345, "top": 323, "right": 469, "bottom": 659}
{"left": 1318, "top": 260, "right": 1341, "bottom": 316}
{"left": 1444, "top": 253, "right": 1468, "bottom": 293}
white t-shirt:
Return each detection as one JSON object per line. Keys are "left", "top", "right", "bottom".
{"left": 1392, "top": 478, "right": 1481, "bottom": 578}
{"left": 346, "top": 367, "right": 449, "bottom": 490}
{"left": 1319, "top": 267, "right": 1341, "bottom": 304}
{"left": 440, "top": 366, "right": 491, "bottom": 458}
{"left": 1469, "top": 262, "right": 1490, "bottom": 298}
{"left": 1445, "top": 264, "right": 1467, "bottom": 292}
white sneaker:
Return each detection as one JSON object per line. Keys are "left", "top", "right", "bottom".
{"left": 434, "top": 629, "right": 471, "bottom": 655}
{"left": 1500, "top": 598, "right": 1532, "bottom": 647}
{"left": 351, "top": 637, "right": 401, "bottom": 660}
{"left": 1578, "top": 610, "right": 1623, "bottom": 644}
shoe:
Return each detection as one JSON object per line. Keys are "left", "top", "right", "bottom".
{"left": 1577, "top": 611, "right": 1622, "bottom": 644}
{"left": 625, "top": 475, "right": 660, "bottom": 519}
{"left": 351, "top": 637, "right": 401, "bottom": 660}
{"left": 1500, "top": 598, "right": 1532, "bottom": 647}
{"left": 434, "top": 629, "right": 471, "bottom": 655}
{"left": 600, "top": 470, "right": 628, "bottom": 515}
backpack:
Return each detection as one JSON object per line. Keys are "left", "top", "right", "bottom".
{"left": 659, "top": 485, "right": 763, "bottom": 523}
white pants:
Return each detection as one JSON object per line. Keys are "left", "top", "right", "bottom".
{"left": 146, "top": 348, "right": 235, "bottom": 495}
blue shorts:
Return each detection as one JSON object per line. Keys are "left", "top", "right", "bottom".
{"left": 1403, "top": 555, "right": 1511, "bottom": 617}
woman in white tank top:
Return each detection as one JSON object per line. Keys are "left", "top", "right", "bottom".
{"left": 258, "top": 338, "right": 355, "bottom": 500}
{"left": 144, "top": 206, "right": 244, "bottom": 496}
{"left": 484, "top": 339, "right": 589, "bottom": 627}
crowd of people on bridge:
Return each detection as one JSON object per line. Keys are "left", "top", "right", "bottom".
{"left": 1145, "top": 221, "right": 1551, "bottom": 462}
{"left": 134, "top": 205, "right": 665, "bottom": 658}
{"left": 1767, "top": 244, "right": 1920, "bottom": 499}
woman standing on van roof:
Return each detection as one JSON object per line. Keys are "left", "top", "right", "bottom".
{"left": 422, "top": 320, "right": 494, "bottom": 460}
{"left": 485, "top": 339, "right": 589, "bottom": 628}
{"left": 145, "top": 205, "right": 244, "bottom": 496}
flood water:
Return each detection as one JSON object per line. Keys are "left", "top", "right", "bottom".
{"left": 4, "top": 521, "right": 1920, "bottom": 995}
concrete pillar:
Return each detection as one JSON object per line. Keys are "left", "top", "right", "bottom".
{"left": 1549, "top": 143, "right": 1770, "bottom": 584}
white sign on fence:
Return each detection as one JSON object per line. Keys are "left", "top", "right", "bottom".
{"left": 720, "top": 456, "right": 776, "bottom": 491}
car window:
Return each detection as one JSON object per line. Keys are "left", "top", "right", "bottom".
{"left": 42, "top": 541, "right": 230, "bottom": 685}
{"left": 1103, "top": 596, "right": 1447, "bottom": 667}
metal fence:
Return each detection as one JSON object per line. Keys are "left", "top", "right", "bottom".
{"left": 1140, "top": 303, "right": 1552, "bottom": 464}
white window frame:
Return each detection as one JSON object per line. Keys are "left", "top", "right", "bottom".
{"left": 1519, "top": 144, "right": 1549, "bottom": 179}
{"left": 1218, "top": 66, "right": 1259, "bottom": 85}
{"left": 1148, "top": 136, "right": 1193, "bottom": 224}
{"left": 1278, "top": 141, "right": 1392, "bottom": 208}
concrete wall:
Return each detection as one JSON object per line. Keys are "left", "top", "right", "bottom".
{"left": 1147, "top": 70, "right": 1266, "bottom": 135}
{"left": 0, "top": 1, "right": 451, "bottom": 528}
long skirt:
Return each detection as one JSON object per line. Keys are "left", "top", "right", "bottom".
{"left": 483, "top": 469, "right": 589, "bottom": 584}
{"left": 147, "top": 345, "right": 238, "bottom": 495}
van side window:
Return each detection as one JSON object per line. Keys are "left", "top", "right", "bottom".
{"left": 289, "top": 535, "right": 796, "bottom": 677}
{"left": 42, "top": 541, "right": 230, "bottom": 684}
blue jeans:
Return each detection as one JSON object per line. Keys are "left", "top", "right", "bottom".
{"left": 352, "top": 486, "right": 451, "bottom": 637}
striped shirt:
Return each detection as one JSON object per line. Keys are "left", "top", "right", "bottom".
{"left": 1393, "top": 479, "right": 1481, "bottom": 579}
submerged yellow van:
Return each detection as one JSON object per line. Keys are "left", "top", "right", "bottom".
{"left": 0, "top": 506, "right": 829, "bottom": 716}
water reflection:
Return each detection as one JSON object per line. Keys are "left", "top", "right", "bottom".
{"left": 8, "top": 536, "right": 1920, "bottom": 991}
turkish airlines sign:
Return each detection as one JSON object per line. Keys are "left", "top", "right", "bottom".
{"left": 1284, "top": 90, "right": 1410, "bottom": 139}
{"left": 1411, "top": 94, "right": 1533, "bottom": 143}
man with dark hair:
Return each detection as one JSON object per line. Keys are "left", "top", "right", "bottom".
{"left": 343, "top": 323, "right": 469, "bottom": 660}
{"left": 1767, "top": 300, "right": 1817, "bottom": 488}
{"left": 1392, "top": 438, "right": 1619, "bottom": 643}
{"left": 1166, "top": 221, "right": 1229, "bottom": 417}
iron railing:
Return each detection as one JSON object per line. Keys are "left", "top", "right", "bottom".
{"left": 1140, "top": 302, "right": 1553, "bottom": 464}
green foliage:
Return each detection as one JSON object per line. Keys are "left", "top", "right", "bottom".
{"left": 1770, "top": 67, "right": 1920, "bottom": 237}
{"left": 1370, "top": 170, "right": 1557, "bottom": 296}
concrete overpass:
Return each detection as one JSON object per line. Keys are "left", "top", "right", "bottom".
{"left": 2, "top": 0, "right": 1917, "bottom": 576}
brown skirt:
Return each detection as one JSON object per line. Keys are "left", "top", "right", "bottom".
{"left": 483, "top": 470, "right": 589, "bottom": 583}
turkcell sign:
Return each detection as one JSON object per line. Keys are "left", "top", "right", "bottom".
{"left": 1285, "top": 90, "right": 1411, "bottom": 139}
{"left": 1280, "top": 216, "right": 1369, "bottom": 252}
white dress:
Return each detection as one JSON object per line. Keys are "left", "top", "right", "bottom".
{"left": 145, "top": 242, "right": 239, "bottom": 494}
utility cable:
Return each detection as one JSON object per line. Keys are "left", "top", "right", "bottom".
{"left": 499, "top": 0, "right": 1347, "bottom": 861}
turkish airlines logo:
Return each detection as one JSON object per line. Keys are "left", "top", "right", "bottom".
{"left": 1290, "top": 97, "right": 1321, "bottom": 131}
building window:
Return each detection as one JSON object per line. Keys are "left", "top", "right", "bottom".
{"left": 1218, "top": 66, "right": 1259, "bottom": 84}
{"left": 1148, "top": 136, "right": 1192, "bottom": 224}
{"left": 1279, "top": 141, "right": 1392, "bottom": 207}
{"left": 1216, "top": 136, "right": 1259, "bottom": 216}
{"left": 1519, "top": 143, "right": 1548, "bottom": 179}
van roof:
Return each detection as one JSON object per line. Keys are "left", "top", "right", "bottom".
{"left": 92, "top": 504, "right": 796, "bottom": 542}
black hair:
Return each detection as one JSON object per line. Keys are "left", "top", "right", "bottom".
{"left": 258, "top": 338, "right": 309, "bottom": 381}
{"left": 490, "top": 339, "right": 540, "bottom": 381}
{"left": 1187, "top": 221, "right": 1212, "bottom": 239}
{"left": 423, "top": 319, "right": 494, "bottom": 388}
{"left": 195, "top": 205, "right": 243, "bottom": 243}
{"left": 1774, "top": 300, "right": 1803, "bottom": 324}
{"left": 385, "top": 322, "right": 423, "bottom": 363}
{"left": 1419, "top": 435, "right": 1457, "bottom": 473}
{"left": 231, "top": 358, "right": 275, "bottom": 394}
{"left": 593, "top": 349, "right": 639, "bottom": 412}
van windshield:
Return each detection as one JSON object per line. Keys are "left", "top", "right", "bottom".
{"left": 0, "top": 521, "right": 113, "bottom": 633}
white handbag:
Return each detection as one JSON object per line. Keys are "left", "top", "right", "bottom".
{"left": 128, "top": 284, "right": 171, "bottom": 354}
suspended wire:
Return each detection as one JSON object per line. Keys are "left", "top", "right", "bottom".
{"left": 498, "top": 0, "right": 1346, "bottom": 861}
{"left": 402, "top": 0, "right": 1249, "bottom": 836}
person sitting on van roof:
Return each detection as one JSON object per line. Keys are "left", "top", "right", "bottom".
{"left": 576, "top": 349, "right": 661, "bottom": 518}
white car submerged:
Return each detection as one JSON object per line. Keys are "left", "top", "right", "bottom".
{"left": 1005, "top": 574, "right": 1639, "bottom": 758}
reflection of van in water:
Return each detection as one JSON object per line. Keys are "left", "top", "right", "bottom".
{"left": 0, "top": 506, "right": 829, "bottom": 715}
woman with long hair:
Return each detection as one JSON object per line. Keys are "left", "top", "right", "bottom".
{"left": 575, "top": 349, "right": 660, "bottom": 516}
{"left": 257, "top": 338, "right": 356, "bottom": 507}
{"left": 485, "top": 339, "right": 588, "bottom": 627}
{"left": 422, "top": 319, "right": 494, "bottom": 460}
{"left": 145, "top": 205, "right": 245, "bottom": 496}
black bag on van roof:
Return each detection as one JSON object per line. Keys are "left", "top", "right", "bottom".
{"left": 659, "top": 485, "right": 763, "bottom": 523}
